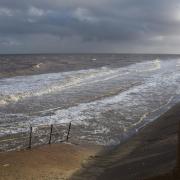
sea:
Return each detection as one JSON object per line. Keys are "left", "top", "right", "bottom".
{"left": 0, "top": 54, "right": 180, "bottom": 151}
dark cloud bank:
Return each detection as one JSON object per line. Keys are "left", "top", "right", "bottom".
{"left": 0, "top": 0, "right": 180, "bottom": 54}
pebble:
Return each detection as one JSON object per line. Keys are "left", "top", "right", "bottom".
{"left": 3, "top": 164, "right": 9, "bottom": 167}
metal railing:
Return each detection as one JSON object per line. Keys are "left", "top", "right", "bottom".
{"left": 0, "top": 122, "right": 72, "bottom": 151}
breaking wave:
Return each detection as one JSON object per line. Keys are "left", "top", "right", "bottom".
{"left": 0, "top": 58, "right": 180, "bottom": 146}
{"left": 0, "top": 59, "right": 166, "bottom": 106}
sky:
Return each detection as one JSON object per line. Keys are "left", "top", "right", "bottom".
{"left": 0, "top": 0, "right": 180, "bottom": 54}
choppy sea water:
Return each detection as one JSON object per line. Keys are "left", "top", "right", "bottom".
{"left": 0, "top": 54, "right": 180, "bottom": 151}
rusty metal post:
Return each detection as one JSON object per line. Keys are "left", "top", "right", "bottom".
{"left": 28, "top": 126, "right": 32, "bottom": 149}
{"left": 49, "top": 124, "right": 53, "bottom": 144}
{"left": 66, "top": 122, "right": 72, "bottom": 142}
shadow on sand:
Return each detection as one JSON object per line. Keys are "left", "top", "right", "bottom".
{"left": 71, "top": 104, "right": 180, "bottom": 180}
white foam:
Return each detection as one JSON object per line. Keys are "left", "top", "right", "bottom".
{"left": 135, "top": 59, "right": 161, "bottom": 72}
{"left": 0, "top": 59, "right": 180, "bottom": 144}
{"left": 37, "top": 60, "right": 180, "bottom": 134}
{"left": 0, "top": 59, "right": 175, "bottom": 106}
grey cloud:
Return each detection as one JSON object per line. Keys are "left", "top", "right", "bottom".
{"left": 0, "top": 0, "right": 180, "bottom": 53}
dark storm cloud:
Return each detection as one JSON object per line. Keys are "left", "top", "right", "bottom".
{"left": 0, "top": 0, "right": 180, "bottom": 53}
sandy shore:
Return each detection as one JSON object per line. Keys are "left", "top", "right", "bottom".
{"left": 71, "top": 104, "right": 180, "bottom": 180}
{"left": 0, "top": 104, "right": 179, "bottom": 180}
{"left": 0, "top": 143, "right": 102, "bottom": 180}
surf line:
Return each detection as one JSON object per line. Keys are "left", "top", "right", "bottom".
{"left": 132, "top": 95, "right": 175, "bottom": 130}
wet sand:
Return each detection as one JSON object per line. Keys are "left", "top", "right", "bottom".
{"left": 0, "top": 104, "right": 179, "bottom": 180}
{"left": 71, "top": 104, "right": 180, "bottom": 180}
{"left": 0, "top": 143, "right": 102, "bottom": 180}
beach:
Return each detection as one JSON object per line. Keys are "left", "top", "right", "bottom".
{"left": 0, "top": 54, "right": 179, "bottom": 151}
{"left": 72, "top": 103, "right": 180, "bottom": 180}
{"left": 0, "top": 103, "right": 179, "bottom": 180}
{"left": 0, "top": 0, "right": 180, "bottom": 178}
{"left": 0, "top": 143, "right": 102, "bottom": 180}
{"left": 0, "top": 54, "right": 179, "bottom": 179}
